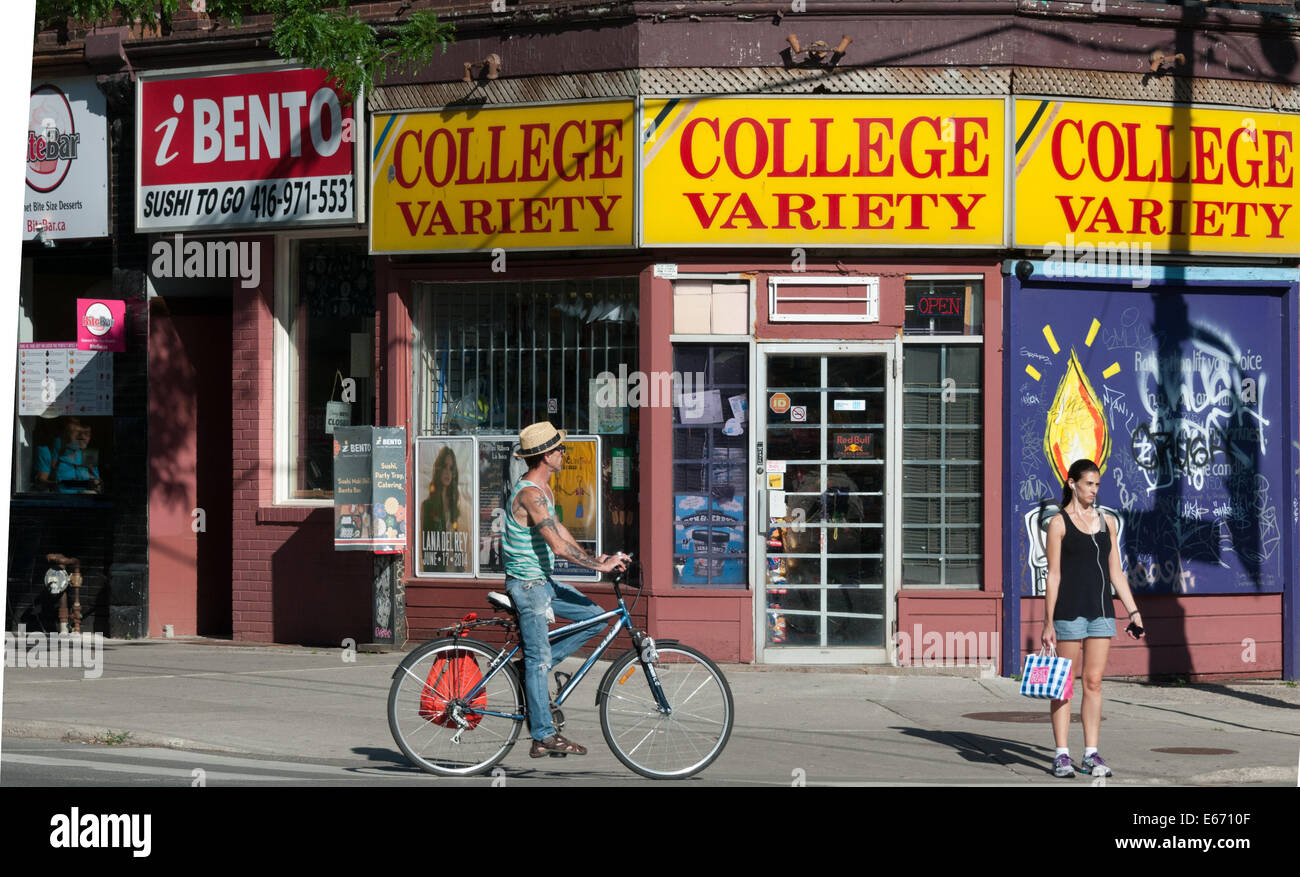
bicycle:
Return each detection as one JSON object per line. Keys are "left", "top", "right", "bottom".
{"left": 387, "top": 562, "right": 734, "bottom": 779}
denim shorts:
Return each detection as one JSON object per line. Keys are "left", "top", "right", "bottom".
{"left": 1053, "top": 616, "right": 1116, "bottom": 640}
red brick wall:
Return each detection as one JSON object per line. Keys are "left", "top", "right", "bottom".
{"left": 898, "top": 592, "right": 1002, "bottom": 669}
{"left": 231, "top": 237, "right": 371, "bottom": 645}
{"left": 1020, "top": 594, "right": 1283, "bottom": 681}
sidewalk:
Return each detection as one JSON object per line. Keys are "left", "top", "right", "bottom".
{"left": 3, "top": 638, "right": 1298, "bottom": 785}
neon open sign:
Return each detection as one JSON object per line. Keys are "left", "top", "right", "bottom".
{"left": 916, "top": 294, "right": 964, "bottom": 317}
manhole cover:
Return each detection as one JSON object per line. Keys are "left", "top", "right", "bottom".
{"left": 1151, "top": 747, "right": 1238, "bottom": 755}
{"left": 963, "top": 711, "right": 1104, "bottom": 724}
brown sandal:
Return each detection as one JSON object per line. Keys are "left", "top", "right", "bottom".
{"left": 529, "top": 734, "right": 587, "bottom": 757}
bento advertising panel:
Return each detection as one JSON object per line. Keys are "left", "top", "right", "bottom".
{"left": 137, "top": 64, "right": 360, "bottom": 232}
{"left": 641, "top": 97, "right": 1005, "bottom": 247}
{"left": 1013, "top": 99, "right": 1300, "bottom": 256}
{"left": 370, "top": 101, "right": 635, "bottom": 253}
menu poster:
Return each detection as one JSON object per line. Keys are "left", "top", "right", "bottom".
{"left": 18, "top": 342, "right": 112, "bottom": 417}
{"left": 371, "top": 427, "right": 407, "bottom": 554}
{"left": 333, "top": 427, "right": 374, "bottom": 551}
{"left": 414, "top": 436, "right": 475, "bottom": 575}
{"left": 333, "top": 427, "right": 407, "bottom": 552}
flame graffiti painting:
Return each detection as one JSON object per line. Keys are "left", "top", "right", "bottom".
{"left": 1025, "top": 318, "right": 1120, "bottom": 483}
{"left": 1044, "top": 350, "right": 1110, "bottom": 481}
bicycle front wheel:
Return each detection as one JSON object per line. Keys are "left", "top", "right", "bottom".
{"left": 599, "top": 644, "right": 734, "bottom": 779}
{"left": 388, "top": 638, "right": 524, "bottom": 777}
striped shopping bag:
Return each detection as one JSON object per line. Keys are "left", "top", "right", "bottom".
{"left": 1020, "top": 647, "right": 1073, "bottom": 700}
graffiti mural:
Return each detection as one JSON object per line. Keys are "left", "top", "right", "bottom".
{"left": 1011, "top": 285, "right": 1286, "bottom": 596}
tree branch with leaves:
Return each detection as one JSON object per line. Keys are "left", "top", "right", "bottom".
{"left": 35, "top": 0, "right": 454, "bottom": 100}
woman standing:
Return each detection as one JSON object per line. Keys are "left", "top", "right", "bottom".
{"left": 1043, "top": 458, "right": 1146, "bottom": 778}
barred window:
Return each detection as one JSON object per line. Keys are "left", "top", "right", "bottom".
{"left": 412, "top": 277, "right": 640, "bottom": 572}
{"left": 901, "top": 342, "right": 983, "bottom": 587}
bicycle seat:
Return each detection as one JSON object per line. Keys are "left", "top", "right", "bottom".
{"left": 486, "top": 591, "right": 515, "bottom": 614}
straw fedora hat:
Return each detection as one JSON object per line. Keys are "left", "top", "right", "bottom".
{"left": 514, "top": 421, "right": 567, "bottom": 458}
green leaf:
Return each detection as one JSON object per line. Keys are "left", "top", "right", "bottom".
{"left": 37, "top": 1, "right": 456, "bottom": 96}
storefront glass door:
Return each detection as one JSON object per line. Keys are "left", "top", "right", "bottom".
{"left": 757, "top": 344, "right": 898, "bottom": 663}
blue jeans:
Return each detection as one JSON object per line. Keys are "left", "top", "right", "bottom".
{"left": 504, "top": 575, "right": 606, "bottom": 740}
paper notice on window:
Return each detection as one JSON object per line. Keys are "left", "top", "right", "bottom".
{"left": 611, "top": 447, "right": 628, "bottom": 490}
{"left": 679, "top": 389, "right": 724, "bottom": 424}
{"left": 728, "top": 393, "right": 748, "bottom": 423}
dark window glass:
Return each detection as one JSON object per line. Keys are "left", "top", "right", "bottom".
{"left": 673, "top": 344, "right": 748, "bottom": 588}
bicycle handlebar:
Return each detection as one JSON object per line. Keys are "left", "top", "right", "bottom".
{"left": 610, "top": 555, "right": 638, "bottom": 601}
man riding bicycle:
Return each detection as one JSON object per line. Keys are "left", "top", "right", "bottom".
{"left": 504, "top": 422, "right": 628, "bottom": 757}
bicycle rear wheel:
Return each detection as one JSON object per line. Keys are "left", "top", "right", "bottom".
{"left": 598, "top": 644, "right": 734, "bottom": 779}
{"left": 388, "top": 638, "right": 523, "bottom": 777}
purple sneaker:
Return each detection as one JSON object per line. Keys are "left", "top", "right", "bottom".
{"left": 1081, "top": 752, "right": 1112, "bottom": 777}
{"left": 1052, "top": 754, "right": 1076, "bottom": 778}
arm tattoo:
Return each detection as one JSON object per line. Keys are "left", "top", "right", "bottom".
{"left": 562, "top": 543, "right": 602, "bottom": 569}
{"left": 532, "top": 516, "right": 599, "bottom": 568}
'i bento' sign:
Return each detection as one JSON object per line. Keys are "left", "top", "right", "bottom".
{"left": 137, "top": 65, "right": 359, "bottom": 232}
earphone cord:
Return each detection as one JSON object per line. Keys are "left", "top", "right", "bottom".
{"left": 1089, "top": 507, "right": 1107, "bottom": 618}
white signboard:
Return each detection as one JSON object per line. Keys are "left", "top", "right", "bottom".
{"left": 25, "top": 77, "right": 109, "bottom": 240}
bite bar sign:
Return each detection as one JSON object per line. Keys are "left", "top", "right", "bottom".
{"left": 137, "top": 65, "right": 360, "bottom": 232}
{"left": 26, "top": 78, "right": 109, "bottom": 241}
{"left": 77, "top": 299, "right": 126, "bottom": 352}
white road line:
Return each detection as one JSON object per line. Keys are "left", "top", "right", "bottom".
{"left": 2, "top": 751, "right": 436, "bottom": 782}
{"left": 4, "top": 752, "right": 304, "bottom": 783}
{"left": 6, "top": 663, "right": 395, "bottom": 685}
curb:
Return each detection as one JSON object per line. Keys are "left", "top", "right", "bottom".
{"left": 3, "top": 719, "right": 247, "bottom": 755}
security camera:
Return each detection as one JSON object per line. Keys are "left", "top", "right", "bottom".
{"left": 1015, "top": 260, "right": 1034, "bottom": 283}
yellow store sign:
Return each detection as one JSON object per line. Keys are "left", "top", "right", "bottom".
{"left": 641, "top": 97, "right": 1005, "bottom": 247}
{"left": 371, "top": 101, "right": 635, "bottom": 252}
{"left": 1014, "top": 99, "right": 1300, "bottom": 256}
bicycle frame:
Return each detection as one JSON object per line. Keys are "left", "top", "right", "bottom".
{"left": 449, "top": 578, "right": 671, "bottom": 722}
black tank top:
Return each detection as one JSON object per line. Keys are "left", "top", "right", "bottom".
{"left": 1056, "top": 507, "right": 1115, "bottom": 621}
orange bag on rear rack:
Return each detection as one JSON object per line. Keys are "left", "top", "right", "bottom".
{"left": 419, "top": 649, "right": 487, "bottom": 728}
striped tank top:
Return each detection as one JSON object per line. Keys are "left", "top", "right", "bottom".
{"left": 504, "top": 479, "right": 555, "bottom": 580}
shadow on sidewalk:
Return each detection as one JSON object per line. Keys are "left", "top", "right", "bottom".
{"left": 892, "top": 726, "right": 1055, "bottom": 774}
{"left": 1107, "top": 698, "right": 1300, "bottom": 737}
{"left": 1168, "top": 684, "right": 1299, "bottom": 711}
{"left": 352, "top": 746, "right": 414, "bottom": 766}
